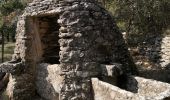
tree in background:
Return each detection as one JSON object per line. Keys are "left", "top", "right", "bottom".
{"left": 104, "top": 0, "right": 170, "bottom": 35}
{"left": 100, "top": 0, "right": 170, "bottom": 69}
{"left": 0, "top": 0, "right": 26, "bottom": 62}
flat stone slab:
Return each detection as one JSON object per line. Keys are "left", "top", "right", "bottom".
{"left": 92, "top": 76, "right": 170, "bottom": 100}
{"left": 127, "top": 76, "right": 170, "bottom": 99}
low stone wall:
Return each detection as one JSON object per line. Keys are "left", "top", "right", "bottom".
{"left": 92, "top": 76, "right": 170, "bottom": 100}
{"left": 92, "top": 78, "right": 143, "bottom": 100}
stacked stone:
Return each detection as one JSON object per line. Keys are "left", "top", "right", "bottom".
{"left": 25, "top": 0, "right": 59, "bottom": 16}
{"left": 57, "top": 0, "right": 137, "bottom": 99}
{"left": 58, "top": 1, "right": 98, "bottom": 99}
{"left": 3, "top": 0, "right": 137, "bottom": 99}
{"left": 160, "top": 35, "right": 170, "bottom": 68}
{"left": 23, "top": 0, "right": 136, "bottom": 76}
{"left": 5, "top": 16, "right": 36, "bottom": 100}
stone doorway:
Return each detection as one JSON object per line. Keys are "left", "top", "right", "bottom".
{"left": 28, "top": 15, "right": 61, "bottom": 64}
{"left": 25, "top": 15, "right": 62, "bottom": 99}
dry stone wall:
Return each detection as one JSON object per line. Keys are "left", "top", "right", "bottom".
{"left": 3, "top": 16, "right": 36, "bottom": 100}
{"left": 92, "top": 77, "right": 170, "bottom": 100}
{"left": 0, "top": 0, "right": 170, "bottom": 100}
{"left": 56, "top": 0, "right": 137, "bottom": 99}
{"left": 0, "top": 0, "right": 137, "bottom": 99}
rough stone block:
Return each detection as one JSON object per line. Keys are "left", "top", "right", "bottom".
{"left": 36, "top": 63, "right": 63, "bottom": 100}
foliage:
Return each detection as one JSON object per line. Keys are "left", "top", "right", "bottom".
{"left": 0, "top": 0, "right": 24, "bottom": 16}
{"left": 0, "top": 0, "right": 27, "bottom": 41}
{"left": 0, "top": 0, "right": 27, "bottom": 62}
{"left": 104, "top": 0, "right": 170, "bottom": 34}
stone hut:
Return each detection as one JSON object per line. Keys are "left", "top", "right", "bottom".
{"left": 1, "top": 0, "right": 170, "bottom": 100}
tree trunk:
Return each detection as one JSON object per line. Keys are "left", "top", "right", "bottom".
{"left": 7, "top": 33, "right": 9, "bottom": 42}
{"left": 1, "top": 31, "right": 4, "bottom": 63}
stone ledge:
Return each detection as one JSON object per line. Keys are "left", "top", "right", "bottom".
{"left": 0, "top": 61, "right": 23, "bottom": 74}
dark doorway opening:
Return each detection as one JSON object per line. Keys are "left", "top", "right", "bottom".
{"left": 37, "top": 15, "right": 60, "bottom": 64}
